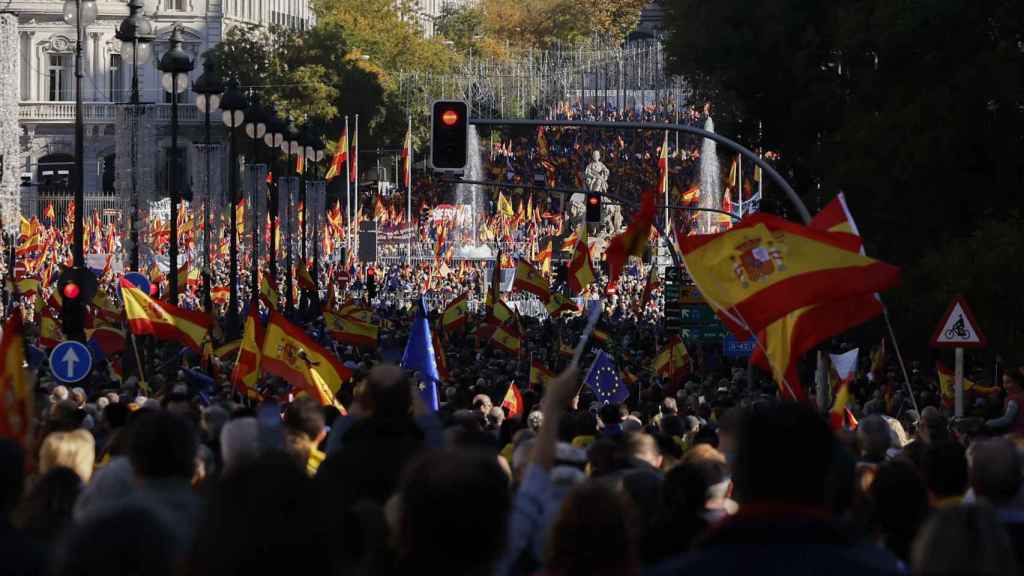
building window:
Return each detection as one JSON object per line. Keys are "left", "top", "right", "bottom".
{"left": 47, "top": 53, "right": 72, "bottom": 101}
{"left": 109, "top": 54, "right": 123, "bottom": 102}
{"left": 169, "top": 0, "right": 186, "bottom": 11}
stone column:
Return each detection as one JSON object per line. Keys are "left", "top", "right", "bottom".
{"left": 0, "top": 15, "right": 21, "bottom": 233}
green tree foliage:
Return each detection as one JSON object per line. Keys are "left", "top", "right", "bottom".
{"left": 663, "top": 0, "right": 1024, "bottom": 359}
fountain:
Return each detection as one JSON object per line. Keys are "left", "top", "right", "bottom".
{"left": 698, "top": 116, "right": 721, "bottom": 234}
{"left": 455, "top": 126, "right": 493, "bottom": 259}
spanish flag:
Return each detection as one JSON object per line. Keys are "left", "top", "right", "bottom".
{"left": 231, "top": 303, "right": 264, "bottom": 400}
{"left": 545, "top": 292, "right": 579, "bottom": 317}
{"left": 261, "top": 312, "right": 351, "bottom": 410}
{"left": 325, "top": 127, "right": 348, "bottom": 181}
{"left": 567, "top": 225, "right": 595, "bottom": 296}
{"left": 120, "top": 279, "right": 213, "bottom": 352}
{"left": 936, "top": 362, "right": 998, "bottom": 408}
{"left": 212, "top": 286, "right": 230, "bottom": 305}
{"left": 0, "top": 312, "right": 32, "bottom": 445}
{"left": 402, "top": 121, "right": 413, "bottom": 189}
{"left": 215, "top": 339, "right": 241, "bottom": 360}
{"left": 337, "top": 300, "right": 373, "bottom": 323}
{"left": 432, "top": 329, "right": 450, "bottom": 381}
{"left": 530, "top": 360, "right": 554, "bottom": 390}
{"left": 535, "top": 240, "right": 552, "bottom": 274}
{"left": 677, "top": 212, "right": 900, "bottom": 336}
{"left": 442, "top": 292, "right": 470, "bottom": 333}
{"left": 296, "top": 264, "right": 316, "bottom": 292}
{"left": 491, "top": 321, "right": 522, "bottom": 354}
{"left": 260, "top": 273, "right": 279, "bottom": 311}
{"left": 606, "top": 188, "right": 656, "bottom": 286}
{"left": 512, "top": 258, "right": 551, "bottom": 302}
{"left": 39, "top": 305, "right": 62, "bottom": 349}
{"left": 829, "top": 348, "right": 858, "bottom": 430}
{"left": 324, "top": 310, "right": 378, "bottom": 348}
{"left": 654, "top": 337, "right": 689, "bottom": 381}
{"left": 501, "top": 381, "right": 524, "bottom": 418}
{"left": 488, "top": 298, "right": 514, "bottom": 325}
{"left": 749, "top": 194, "right": 889, "bottom": 401}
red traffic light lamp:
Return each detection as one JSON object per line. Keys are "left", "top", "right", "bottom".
{"left": 585, "top": 191, "right": 602, "bottom": 224}
{"left": 441, "top": 109, "right": 459, "bottom": 126}
{"left": 63, "top": 282, "right": 81, "bottom": 300}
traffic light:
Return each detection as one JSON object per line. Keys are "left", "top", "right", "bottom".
{"left": 585, "top": 192, "right": 602, "bottom": 224}
{"left": 366, "top": 267, "right": 377, "bottom": 301}
{"left": 58, "top": 267, "right": 97, "bottom": 341}
{"left": 430, "top": 100, "right": 468, "bottom": 172}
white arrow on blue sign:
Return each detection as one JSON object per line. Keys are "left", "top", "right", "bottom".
{"left": 49, "top": 340, "right": 93, "bottom": 384}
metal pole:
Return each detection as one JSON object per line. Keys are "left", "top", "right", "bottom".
{"left": 203, "top": 104, "right": 212, "bottom": 312}
{"left": 250, "top": 132, "right": 260, "bottom": 296}
{"left": 72, "top": 0, "right": 85, "bottom": 269}
{"left": 468, "top": 118, "right": 812, "bottom": 224}
{"left": 169, "top": 74, "right": 180, "bottom": 305}
{"left": 269, "top": 146, "right": 277, "bottom": 285}
{"left": 285, "top": 149, "right": 293, "bottom": 313}
{"left": 228, "top": 126, "right": 239, "bottom": 333}
{"left": 130, "top": 38, "right": 140, "bottom": 271}
{"left": 344, "top": 115, "right": 350, "bottom": 256}
{"left": 407, "top": 114, "right": 412, "bottom": 264}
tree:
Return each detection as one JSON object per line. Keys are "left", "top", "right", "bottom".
{"left": 434, "top": 2, "right": 484, "bottom": 52}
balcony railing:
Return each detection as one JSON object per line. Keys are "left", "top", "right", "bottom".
{"left": 19, "top": 101, "right": 202, "bottom": 125}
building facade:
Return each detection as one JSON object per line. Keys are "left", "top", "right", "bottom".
{"left": 3, "top": 0, "right": 313, "bottom": 229}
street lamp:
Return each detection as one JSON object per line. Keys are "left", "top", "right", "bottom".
{"left": 263, "top": 107, "right": 284, "bottom": 286}
{"left": 192, "top": 58, "right": 224, "bottom": 313}
{"left": 115, "top": 0, "right": 154, "bottom": 272}
{"left": 158, "top": 25, "right": 194, "bottom": 306}
{"left": 244, "top": 94, "right": 267, "bottom": 296}
{"left": 220, "top": 79, "right": 246, "bottom": 335}
{"left": 62, "top": 0, "right": 97, "bottom": 272}
{"left": 281, "top": 116, "right": 301, "bottom": 313}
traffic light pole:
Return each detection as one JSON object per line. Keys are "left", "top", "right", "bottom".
{"left": 468, "top": 118, "right": 812, "bottom": 226}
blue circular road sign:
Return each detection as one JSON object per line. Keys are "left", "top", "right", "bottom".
{"left": 49, "top": 340, "right": 94, "bottom": 384}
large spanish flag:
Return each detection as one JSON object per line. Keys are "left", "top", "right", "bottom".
{"left": 567, "top": 225, "right": 595, "bottom": 295}
{"left": 324, "top": 310, "right": 379, "bottom": 348}
{"left": 260, "top": 274, "right": 279, "bottom": 311}
{"left": 501, "top": 382, "right": 524, "bottom": 418}
{"left": 231, "top": 303, "right": 264, "bottom": 400}
{"left": 750, "top": 194, "right": 889, "bottom": 401}
{"left": 442, "top": 292, "right": 470, "bottom": 333}
{"left": 121, "top": 279, "right": 213, "bottom": 352}
{"left": 0, "top": 312, "right": 32, "bottom": 445}
{"left": 261, "top": 312, "right": 350, "bottom": 410}
{"left": 491, "top": 321, "right": 522, "bottom": 354}
{"left": 337, "top": 299, "right": 373, "bottom": 323}
{"left": 512, "top": 258, "right": 551, "bottom": 302}
{"left": 529, "top": 360, "right": 554, "bottom": 390}
{"left": 677, "top": 212, "right": 899, "bottom": 336}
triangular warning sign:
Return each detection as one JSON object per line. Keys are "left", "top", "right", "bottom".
{"left": 930, "top": 296, "right": 986, "bottom": 349}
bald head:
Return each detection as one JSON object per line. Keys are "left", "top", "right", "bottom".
{"left": 970, "top": 438, "right": 1023, "bottom": 506}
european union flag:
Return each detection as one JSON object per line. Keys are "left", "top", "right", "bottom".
{"left": 585, "top": 349, "right": 629, "bottom": 405}
{"left": 400, "top": 298, "right": 440, "bottom": 410}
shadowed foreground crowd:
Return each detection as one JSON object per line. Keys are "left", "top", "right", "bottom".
{"left": 5, "top": 364, "right": 1024, "bottom": 576}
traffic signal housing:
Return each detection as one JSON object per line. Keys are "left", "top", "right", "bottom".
{"left": 58, "top": 266, "right": 97, "bottom": 341}
{"left": 430, "top": 100, "right": 468, "bottom": 172}
{"left": 585, "top": 192, "right": 602, "bottom": 224}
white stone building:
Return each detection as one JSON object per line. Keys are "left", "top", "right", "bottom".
{"left": 0, "top": 0, "right": 314, "bottom": 229}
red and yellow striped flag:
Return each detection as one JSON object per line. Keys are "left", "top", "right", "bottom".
{"left": 120, "top": 279, "right": 213, "bottom": 352}
{"left": 261, "top": 312, "right": 350, "bottom": 411}
{"left": 512, "top": 258, "right": 550, "bottom": 302}
{"left": 231, "top": 303, "right": 264, "bottom": 400}
{"left": 442, "top": 292, "right": 470, "bottom": 333}
{"left": 529, "top": 360, "right": 554, "bottom": 390}
{"left": 491, "top": 321, "right": 522, "bottom": 354}
{"left": 545, "top": 292, "right": 579, "bottom": 317}
{"left": 654, "top": 337, "right": 689, "bottom": 381}
{"left": 324, "top": 310, "right": 379, "bottom": 349}
{"left": 325, "top": 127, "right": 348, "bottom": 181}
{"left": 501, "top": 382, "right": 524, "bottom": 418}
{"left": 677, "top": 212, "right": 900, "bottom": 336}
{"left": 567, "top": 225, "right": 595, "bottom": 295}
{"left": 0, "top": 312, "right": 33, "bottom": 446}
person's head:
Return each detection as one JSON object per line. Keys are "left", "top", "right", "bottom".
{"left": 545, "top": 480, "right": 638, "bottom": 576}
{"left": 733, "top": 402, "right": 833, "bottom": 509}
{"left": 39, "top": 429, "right": 96, "bottom": 483}
{"left": 626, "top": 432, "right": 663, "bottom": 469}
{"left": 361, "top": 364, "right": 413, "bottom": 419}
{"left": 472, "top": 394, "right": 493, "bottom": 415}
{"left": 129, "top": 410, "right": 198, "bottom": 482}
{"left": 858, "top": 415, "right": 892, "bottom": 464}
{"left": 869, "top": 459, "right": 929, "bottom": 562}
{"left": 160, "top": 392, "right": 192, "bottom": 418}
{"left": 220, "top": 417, "right": 261, "bottom": 475}
{"left": 970, "top": 438, "right": 1023, "bottom": 507}
{"left": 487, "top": 406, "right": 505, "bottom": 429}
{"left": 923, "top": 441, "right": 968, "bottom": 503}
{"left": 1004, "top": 370, "right": 1024, "bottom": 394}
{"left": 661, "top": 397, "right": 678, "bottom": 416}
{"left": 13, "top": 466, "right": 82, "bottom": 543}
{"left": 911, "top": 504, "right": 1017, "bottom": 576}
{"left": 284, "top": 397, "right": 326, "bottom": 448}
{"left": 598, "top": 403, "right": 623, "bottom": 428}
{"left": 397, "top": 449, "right": 509, "bottom": 574}
{"left": 919, "top": 406, "right": 948, "bottom": 445}
{"left": 52, "top": 503, "right": 178, "bottom": 576}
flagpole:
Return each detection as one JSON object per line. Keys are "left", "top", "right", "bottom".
{"left": 407, "top": 113, "right": 413, "bottom": 264}
{"left": 737, "top": 153, "right": 743, "bottom": 218}
{"left": 353, "top": 114, "right": 360, "bottom": 262}
{"left": 344, "top": 115, "right": 351, "bottom": 258}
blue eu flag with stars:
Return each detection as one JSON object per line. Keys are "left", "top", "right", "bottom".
{"left": 401, "top": 298, "right": 440, "bottom": 411}
{"left": 585, "top": 349, "right": 629, "bottom": 405}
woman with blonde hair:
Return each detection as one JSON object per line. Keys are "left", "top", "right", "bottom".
{"left": 39, "top": 429, "right": 96, "bottom": 483}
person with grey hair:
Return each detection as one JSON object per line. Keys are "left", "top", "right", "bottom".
{"left": 858, "top": 415, "right": 892, "bottom": 464}
{"left": 220, "top": 418, "right": 261, "bottom": 476}
{"left": 527, "top": 410, "right": 543, "bottom": 433}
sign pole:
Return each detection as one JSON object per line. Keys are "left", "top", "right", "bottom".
{"left": 954, "top": 347, "right": 964, "bottom": 418}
